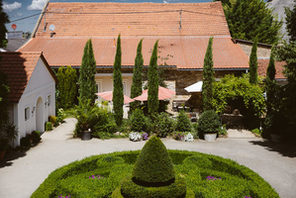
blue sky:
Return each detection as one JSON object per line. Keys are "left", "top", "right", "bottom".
{"left": 3, "top": 0, "right": 213, "bottom": 33}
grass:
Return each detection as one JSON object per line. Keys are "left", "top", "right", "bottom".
{"left": 31, "top": 150, "right": 279, "bottom": 198}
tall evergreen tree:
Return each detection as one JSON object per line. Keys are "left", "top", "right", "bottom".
{"left": 78, "top": 39, "right": 97, "bottom": 104}
{"left": 148, "top": 41, "right": 159, "bottom": 117}
{"left": 130, "top": 39, "right": 144, "bottom": 112}
{"left": 57, "top": 66, "right": 78, "bottom": 109}
{"left": 219, "top": 0, "right": 282, "bottom": 44}
{"left": 265, "top": 51, "right": 276, "bottom": 112}
{"left": 113, "top": 35, "right": 124, "bottom": 126}
{"left": 0, "top": 71, "right": 9, "bottom": 129}
{"left": 202, "top": 37, "right": 214, "bottom": 111}
{"left": 249, "top": 38, "right": 258, "bottom": 84}
{"left": 285, "top": 0, "right": 296, "bottom": 42}
{"left": 0, "top": 0, "right": 9, "bottom": 48}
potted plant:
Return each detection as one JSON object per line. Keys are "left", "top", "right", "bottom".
{"left": 0, "top": 122, "right": 18, "bottom": 160}
{"left": 74, "top": 99, "right": 95, "bottom": 141}
{"left": 197, "top": 110, "right": 222, "bottom": 142}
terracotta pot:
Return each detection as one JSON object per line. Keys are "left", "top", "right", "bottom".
{"left": 204, "top": 133, "right": 217, "bottom": 142}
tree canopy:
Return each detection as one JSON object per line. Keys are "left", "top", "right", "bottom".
{"left": 217, "top": 0, "right": 282, "bottom": 44}
{"left": 0, "top": 0, "right": 9, "bottom": 48}
{"left": 285, "top": 0, "right": 296, "bottom": 42}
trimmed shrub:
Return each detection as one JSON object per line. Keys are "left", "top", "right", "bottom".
{"left": 197, "top": 110, "right": 221, "bottom": 138}
{"left": 129, "top": 108, "right": 146, "bottom": 132}
{"left": 120, "top": 176, "right": 186, "bottom": 198}
{"left": 31, "top": 150, "right": 279, "bottom": 198}
{"left": 155, "top": 112, "right": 175, "bottom": 138}
{"left": 176, "top": 111, "right": 191, "bottom": 132}
{"left": 45, "top": 122, "right": 53, "bottom": 131}
{"left": 132, "top": 136, "right": 175, "bottom": 185}
{"left": 31, "top": 131, "right": 41, "bottom": 144}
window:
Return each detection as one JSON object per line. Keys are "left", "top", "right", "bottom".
{"left": 47, "top": 95, "right": 51, "bottom": 106}
{"left": 25, "top": 107, "right": 30, "bottom": 121}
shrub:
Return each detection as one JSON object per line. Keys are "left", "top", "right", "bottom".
{"left": 31, "top": 150, "right": 279, "bottom": 198}
{"left": 73, "top": 99, "right": 117, "bottom": 137}
{"left": 132, "top": 136, "right": 175, "bottom": 185}
{"left": 45, "top": 122, "right": 53, "bottom": 131}
{"left": 129, "top": 108, "right": 146, "bottom": 132}
{"left": 155, "top": 112, "right": 175, "bottom": 137}
{"left": 0, "top": 138, "right": 9, "bottom": 151}
{"left": 172, "top": 132, "right": 186, "bottom": 141}
{"left": 20, "top": 135, "right": 31, "bottom": 148}
{"left": 197, "top": 110, "right": 222, "bottom": 138}
{"left": 251, "top": 128, "right": 262, "bottom": 136}
{"left": 212, "top": 74, "right": 265, "bottom": 129}
{"left": 120, "top": 176, "right": 186, "bottom": 198}
{"left": 31, "top": 131, "right": 41, "bottom": 144}
{"left": 49, "top": 115, "right": 57, "bottom": 127}
{"left": 218, "top": 125, "right": 227, "bottom": 136}
{"left": 176, "top": 111, "right": 191, "bottom": 132}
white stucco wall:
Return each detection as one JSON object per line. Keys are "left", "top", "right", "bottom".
{"left": 14, "top": 58, "right": 56, "bottom": 146}
{"left": 95, "top": 73, "right": 132, "bottom": 97}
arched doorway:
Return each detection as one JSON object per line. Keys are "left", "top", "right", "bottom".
{"left": 36, "top": 97, "right": 44, "bottom": 132}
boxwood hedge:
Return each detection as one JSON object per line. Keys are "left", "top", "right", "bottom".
{"left": 31, "top": 150, "right": 279, "bottom": 198}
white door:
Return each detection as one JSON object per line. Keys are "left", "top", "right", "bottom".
{"left": 36, "top": 97, "right": 44, "bottom": 132}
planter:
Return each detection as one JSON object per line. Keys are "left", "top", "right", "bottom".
{"left": 204, "top": 133, "right": 217, "bottom": 142}
{"left": 81, "top": 131, "right": 92, "bottom": 141}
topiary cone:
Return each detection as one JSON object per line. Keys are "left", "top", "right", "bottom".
{"left": 132, "top": 136, "right": 175, "bottom": 186}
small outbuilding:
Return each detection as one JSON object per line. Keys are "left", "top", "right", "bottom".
{"left": 0, "top": 52, "right": 56, "bottom": 146}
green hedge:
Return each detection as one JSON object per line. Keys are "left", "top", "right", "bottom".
{"left": 31, "top": 150, "right": 279, "bottom": 198}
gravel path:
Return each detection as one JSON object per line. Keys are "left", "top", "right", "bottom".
{"left": 0, "top": 118, "right": 295, "bottom": 198}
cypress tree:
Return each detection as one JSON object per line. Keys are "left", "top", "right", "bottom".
{"left": 0, "top": 0, "right": 9, "bottom": 48}
{"left": 56, "top": 66, "right": 66, "bottom": 109}
{"left": 285, "top": 0, "right": 296, "bottom": 42}
{"left": 202, "top": 37, "right": 214, "bottom": 111}
{"left": 148, "top": 41, "right": 159, "bottom": 117}
{"left": 78, "top": 39, "right": 97, "bottom": 104}
{"left": 57, "top": 66, "right": 78, "bottom": 109}
{"left": 249, "top": 38, "right": 258, "bottom": 84}
{"left": 130, "top": 39, "right": 144, "bottom": 112}
{"left": 113, "top": 35, "right": 124, "bottom": 126}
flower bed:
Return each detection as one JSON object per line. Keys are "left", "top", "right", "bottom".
{"left": 31, "top": 150, "right": 279, "bottom": 198}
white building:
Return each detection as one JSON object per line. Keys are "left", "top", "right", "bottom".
{"left": 0, "top": 52, "right": 56, "bottom": 146}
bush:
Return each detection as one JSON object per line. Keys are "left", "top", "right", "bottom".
{"left": 56, "top": 108, "right": 66, "bottom": 124}
{"left": 176, "top": 111, "right": 191, "bottom": 132}
{"left": 129, "top": 108, "right": 146, "bottom": 132}
{"left": 20, "top": 135, "right": 31, "bottom": 148}
{"left": 31, "top": 131, "right": 41, "bottom": 144}
{"left": 218, "top": 125, "right": 227, "bottom": 136}
{"left": 212, "top": 74, "right": 265, "bottom": 129}
{"left": 45, "top": 122, "right": 53, "bottom": 131}
{"left": 132, "top": 136, "right": 175, "bottom": 184}
{"left": 73, "top": 99, "right": 117, "bottom": 137}
{"left": 251, "top": 128, "right": 262, "bottom": 136}
{"left": 197, "top": 110, "right": 222, "bottom": 138}
{"left": 155, "top": 113, "right": 175, "bottom": 138}
{"left": 0, "top": 138, "right": 9, "bottom": 151}
{"left": 49, "top": 115, "right": 57, "bottom": 127}
{"left": 32, "top": 150, "right": 279, "bottom": 198}
{"left": 120, "top": 176, "right": 186, "bottom": 198}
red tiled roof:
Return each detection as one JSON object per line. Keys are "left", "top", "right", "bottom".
{"left": 0, "top": 52, "right": 56, "bottom": 103}
{"left": 19, "top": 37, "right": 249, "bottom": 69}
{"left": 258, "top": 59, "right": 286, "bottom": 79}
{"left": 35, "top": 2, "right": 230, "bottom": 37}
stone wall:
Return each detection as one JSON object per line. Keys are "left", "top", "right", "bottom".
{"left": 238, "top": 43, "right": 271, "bottom": 58}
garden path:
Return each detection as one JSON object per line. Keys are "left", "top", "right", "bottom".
{"left": 0, "top": 118, "right": 295, "bottom": 198}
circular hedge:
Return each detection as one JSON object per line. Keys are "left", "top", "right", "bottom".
{"left": 31, "top": 150, "right": 279, "bottom": 198}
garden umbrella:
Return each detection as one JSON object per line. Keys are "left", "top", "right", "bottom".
{"left": 133, "top": 86, "right": 176, "bottom": 101}
{"left": 184, "top": 81, "right": 203, "bottom": 92}
{"left": 97, "top": 91, "right": 134, "bottom": 104}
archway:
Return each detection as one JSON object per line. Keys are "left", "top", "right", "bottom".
{"left": 36, "top": 97, "right": 44, "bottom": 132}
